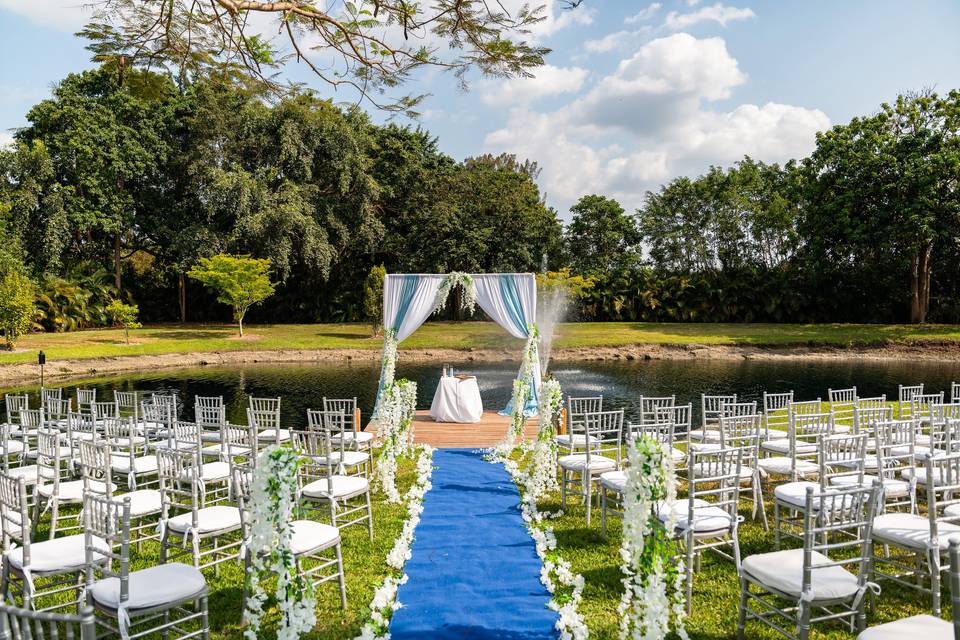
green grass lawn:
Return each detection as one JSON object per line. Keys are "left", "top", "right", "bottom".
{"left": 4, "top": 321, "right": 960, "bottom": 366}
{"left": 29, "top": 454, "right": 420, "bottom": 640}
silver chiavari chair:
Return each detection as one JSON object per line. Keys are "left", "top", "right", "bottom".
{"left": 898, "top": 384, "right": 924, "bottom": 419}
{"left": 323, "top": 397, "right": 372, "bottom": 451}
{"left": 953, "top": 382, "right": 960, "bottom": 405}
{"left": 83, "top": 493, "right": 209, "bottom": 638}
{"left": 829, "top": 386, "right": 858, "bottom": 431}
{"left": 738, "top": 481, "right": 880, "bottom": 639}
{"left": 758, "top": 412, "right": 830, "bottom": 482}
{"left": 0, "top": 602, "right": 96, "bottom": 639}
{"left": 762, "top": 391, "right": 793, "bottom": 441}
{"left": 555, "top": 396, "right": 602, "bottom": 450}
{"left": 639, "top": 395, "right": 675, "bottom": 426}
{"left": 692, "top": 394, "right": 738, "bottom": 445}
{"left": 247, "top": 396, "right": 287, "bottom": 445}
{"left": 75, "top": 389, "right": 96, "bottom": 417}
{"left": 307, "top": 410, "right": 370, "bottom": 476}
{"left": 559, "top": 409, "right": 623, "bottom": 526}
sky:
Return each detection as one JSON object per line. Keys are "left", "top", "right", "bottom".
{"left": 1, "top": 0, "right": 959, "bottom": 218}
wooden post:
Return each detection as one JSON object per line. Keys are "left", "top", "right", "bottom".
{"left": 355, "top": 408, "right": 362, "bottom": 432}
{"left": 558, "top": 407, "right": 567, "bottom": 435}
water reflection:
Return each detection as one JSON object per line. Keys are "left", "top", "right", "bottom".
{"left": 5, "top": 357, "right": 959, "bottom": 428}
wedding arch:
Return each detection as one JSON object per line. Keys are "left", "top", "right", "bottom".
{"left": 373, "top": 272, "right": 542, "bottom": 419}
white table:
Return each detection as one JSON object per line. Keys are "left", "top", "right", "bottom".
{"left": 429, "top": 375, "right": 483, "bottom": 423}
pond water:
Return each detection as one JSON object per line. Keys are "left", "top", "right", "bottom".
{"left": 5, "top": 357, "right": 960, "bottom": 427}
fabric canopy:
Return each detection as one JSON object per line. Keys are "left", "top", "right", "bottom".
{"left": 374, "top": 272, "right": 541, "bottom": 418}
{"left": 472, "top": 274, "right": 540, "bottom": 416}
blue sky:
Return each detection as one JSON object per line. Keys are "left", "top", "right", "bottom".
{"left": 1, "top": 0, "right": 959, "bottom": 216}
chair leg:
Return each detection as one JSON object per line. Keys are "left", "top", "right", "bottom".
{"left": 797, "top": 597, "right": 811, "bottom": 640}
{"left": 560, "top": 469, "right": 567, "bottom": 508}
{"left": 365, "top": 491, "right": 374, "bottom": 541}
{"left": 335, "top": 544, "right": 347, "bottom": 609}
{"left": 201, "top": 595, "right": 210, "bottom": 640}
{"left": 736, "top": 576, "right": 748, "bottom": 639}
{"left": 600, "top": 490, "right": 607, "bottom": 539}
{"left": 774, "top": 501, "right": 781, "bottom": 549}
{"left": 930, "top": 548, "right": 942, "bottom": 616}
{"left": 584, "top": 474, "right": 592, "bottom": 526}
{"left": 48, "top": 500, "right": 59, "bottom": 540}
{"left": 685, "top": 534, "right": 694, "bottom": 614}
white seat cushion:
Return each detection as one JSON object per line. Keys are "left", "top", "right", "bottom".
{"left": 670, "top": 447, "right": 686, "bottom": 464}
{"left": 289, "top": 520, "right": 340, "bottom": 555}
{"left": 327, "top": 451, "right": 369, "bottom": 467}
{"left": 200, "top": 444, "right": 251, "bottom": 457}
{"left": 891, "top": 445, "right": 939, "bottom": 459}
{"left": 742, "top": 548, "right": 860, "bottom": 601}
{"left": 762, "top": 429, "right": 788, "bottom": 441}
{"left": 167, "top": 505, "right": 241, "bottom": 536}
{"left": 761, "top": 439, "right": 816, "bottom": 455}
{"left": 656, "top": 498, "right": 732, "bottom": 534}
{"left": 257, "top": 428, "right": 291, "bottom": 442}
{"left": 178, "top": 461, "right": 230, "bottom": 484}
{"left": 901, "top": 466, "right": 952, "bottom": 486}
{"left": 6, "top": 533, "right": 107, "bottom": 573}
{"left": 829, "top": 474, "right": 910, "bottom": 498}
{"left": 4, "top": 465, "right": 54, "bottom": 484}
{"left": 302, "top": 475, "right": 369, "bottom": 500}
{"left": 121, "top": 489, "right": 163, "bottom": 517}
{"left": 858, "top": 615, "right": 952, "bottom": 640}
{"left": 688, "top": 429, "right": 722, "bottom": 443}
{"left": 0, "top": 441, "right": 26, "bottom": 454}
{"left": 90, "top": 563, "right": 206, "bottom": 611}
{"left": 111, "top": 455, "right": 159, "bottom": 475}
{"left": 871, "top": 512, "right": 960, "bottom": 550}
{"left": 558, "top": 454, "right": 616, "bottom": 473}
{"left": 599, "top": 470, "right": 625, "bottom": 493}
{"left": 555, "top": 434, "right": 599, "bottom": 448}
{"left": 757, "top": 457, "right": 818, "bottom": 476}
{"left": 37, "top": 479, "right": 115, "bottom": 502}
{"left": 944, "top": 503, "right": 960, "bottom": 519}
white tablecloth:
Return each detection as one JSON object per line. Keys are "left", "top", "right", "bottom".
{"left": 429, "top": 376, "right": 483, "bottom": 423}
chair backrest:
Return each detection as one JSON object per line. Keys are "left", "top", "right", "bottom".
{"left": 828, "top": 386, "right": 858, "bottom": 404}
{"left": 913, "top": 392, "right": 945, "bottom": 420}
{"left": 19, "top": 408, "right": 44, "bottom": 432}
{"left": 566, "top": 396, "right": 602, "bottom": 433}
{"left": 219, "top": 422, "right": 256, "bottom": 462}
{"left": 798, "top": 482, "right": 879, "bottom": 596}
{"left": 291, "top": 428, "right": 338, "bottom": 495}
{"left": 40, "top": 388, "right": 62, "bottom": 405}
{"left": 720, "top": 401, "right": 758, "bottom": 419}
{"left": 653, "top": 403, "right": 692, "bottom": 436}
{"left": 248, "top": 396, "right": 281, "bottom": 414}
{"left": 67, "top": 410, "right": 97, "bottom": 444}
{"left": 701, "top": 394, "right": 737, "bottom": 428}
{"left": 856, "top": 395, "right": 887, "bottom": 410}
{"left": 874, "top": 420, "right": 920, "bottom": 511}
{"left": 923, "top": 453, "right": 960, "bottom": 542}
{"left": 932, "top": 403, "right": 960, "bottom": 426}
{"left": 818, "top": 433, "right": 867, "bottom": 488}
{"left": 156, "top": 447, "right": 200, "bottom": 523}
{"left": 37, "top": 429, "right": 68, "bottom": 487}
{"left": 92, "top": 400, "right": 118, "bottom": 422}
{"left": 790, "top": 413, "right": 833, "bottom": 462}
{"left": 953, "top": 382, "right": 960, "bottom": 405}
{"left": 76, "top": 389, "right": 96, "bottom": 414}
{"left": 719, "top": 414, "right": 762, "bottom": 449}
{"left": 640, "top": 396, "right": 675, "bottom": 425}
{"left": 247, "top": 407, "right": 281, "bottom": 442}
{"left": 899, "top": 384, "right": 924, "bottom": 418}
{"left": 686, "top": 446, "right": 743, "bottom": 520}
{"left": 323, "top": 397, "right": 357, "bottom": 430}
{"left": 196, "top": 404, "right": 225, "bottom": 429}
{"left": 828, "top": 387, "right": 858, "bottom": 429}
{"left": 762, "top": 391, "right": 793, "bottom": 436}
{"left": 852, "top": 405, "right": 893, "bottom": 435}
{"left": 3, "top": 395, "right": 28, "bottom": 427}
{"left": 169, "top": 421, "right": 203, "bottom": 451}
{"left": 789, "top": 399, "right": 822, "bottom": 418}
{"left": 0, "top": 472, "right": 30, "bottom": 554}
{"left": 83, "top": 492, "right": 130, "bottom": 609}
{"left": 0, "top": 602, "right": 96, "bottom": 640}
{"left": 78, "top": 439, "right": 115, "bottom": 499}
{"left": 584, "top": 410, "right": 624, "bottom": 467}
{"left": 45, "top": 397, "right": 71, "bottom": 425}
{"left": 625, "top": 421, "right": 674, "bottom": 451}
{"left": 114, "top": 390, "right": 139, "bottom": 418}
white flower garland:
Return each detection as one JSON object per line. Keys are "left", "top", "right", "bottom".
{"left": 375, "top": 329, "right": 400, "bottom": 420}
{"left": 617, "top": 436, "right": 688, "bottom": 640}
{"left": 522, "top": 379, "right": 563, "bottom": 502}
{"left": 376, "top": 379, "right": 418, "bottom": 503}
{"left": 432, "top": 272, "right": 477, "bottom": 315}
{"left": 356, "top": 445, "right": 435, "bottom": 640}
{"left": 500, "top": 326, "right": 541, "bottom": 451}
{"left": 488, "top": 443, "right": 588, "bottom": 640}
{"left": 245, "top": 446, "right": 316, "bottom": 640}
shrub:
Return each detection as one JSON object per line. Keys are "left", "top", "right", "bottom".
{"left": 0, "top": 272, "right": 35, "bottom": 349}
{"left": 105, "top": 299, "right": 142, "bottom": 344}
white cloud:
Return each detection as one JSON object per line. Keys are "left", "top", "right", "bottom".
{"left": 481, "top": 64, "right": 589, "bottom": 106}
{"left": 625, "top": 3, "right": 662, "bottom": 25}
{"left": 529, "top": 1, "right": 595, "bottom": 39}
{"left": 663, "top": 3, "right": 756, "bottom": 31}
{"left": 584, "top": 30, "right": 637, "bottom": 54}
{"left": 0, "top": 132, "right": 14, "bottom": 149}
{"left": 0, "top": 0, "right": 91, "bottom": 32}
{"left": 483, "top": 33, "right": 828, "bottom": 215}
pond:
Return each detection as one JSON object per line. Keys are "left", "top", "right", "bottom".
{"left": 4, "top": 357, "right": 960, "bottom": 427}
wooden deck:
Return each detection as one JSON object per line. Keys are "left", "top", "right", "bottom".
{"left": 411, "top": 410, "right": 540, "bottom": 448}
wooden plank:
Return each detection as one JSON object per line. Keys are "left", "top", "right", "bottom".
{"left": 411, "top": 410, "right": 540, "bottom": 449}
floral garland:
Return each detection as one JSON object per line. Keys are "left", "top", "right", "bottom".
{"left": 244, "top": 446, "right": 316, "bottom": 640}
{"left": 520, "top": 378, "right": 563, "bottom": 501}
{"left": 432, "top": 272, "right": 477, "bottom": 316}
{"left": 374, "top": 329, "right": 400, "bottom": 420}
{"left": 502, "top": 325, "right": 541, "bottom": 450}
{"left": 356, "top": 445, "right": 435, "bottom": 640}
{"left": 490, "top": 447, "right": 588, "bottom": 640}
{"left": 617, "top": 436, "right": 688, "bottom": 640}
{"left": 376, "top": 379, "right": 418, "bottom": 503}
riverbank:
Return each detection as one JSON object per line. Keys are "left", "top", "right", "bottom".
{"left": 3, "top": 326, "right": 960, "bottom": 386}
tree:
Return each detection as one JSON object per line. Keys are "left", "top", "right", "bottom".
{"left": 0, "top": 272, "right": 35, "bottom": 349}
{"left": 802, "top": 90, "right": 960, "bottom": 323}
{"left": 188, "top": 254, "right": 275, "bottom": 336}
{"left": 105, "top": 298, "right": 141, "bottom": 344}
{"left": 565, "top": 195, "right": 641, "bottom": 274}
{"left": 364, "top": 264, "right": 386, "bottom": 336}
{"left": 82, "top": 0, "right": 553, "bottom": 115}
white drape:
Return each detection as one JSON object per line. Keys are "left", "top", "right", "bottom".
{"left": 473, "top": 273, "right": 541, "bottom": 414}
{"left": 383, "top": 274, "right": 445, "bottom": 340}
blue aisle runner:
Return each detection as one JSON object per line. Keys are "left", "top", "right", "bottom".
{"left": 389, "top": 448, "right": 559, "bottom": 639}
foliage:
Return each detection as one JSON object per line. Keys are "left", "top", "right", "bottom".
{"left": 0, "top": 272, "right": 35, "bottom": 348}
{"left": 82, "top": 0, "right": 552, "bottom": 115}
{"left": 566, "top": 195, "right": 643, "bottom": 275}
{"left": 188, "top": 254, "right": 275, "bottom": 337}
{"left": 105, "top": 298, "right": 141, "bottom": 344}
{"left": 33, "top": 267, "right": 118, "bottom": 332}
{"left": 364, "top": 265, "right": 387, "bottom": 336}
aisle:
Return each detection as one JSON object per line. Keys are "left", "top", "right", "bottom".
{"left": 389, "top": 448, "right": 558, "bottom": 639}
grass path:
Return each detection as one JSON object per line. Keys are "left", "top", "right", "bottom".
{"left": 4, "top": 321, "right": 960, "bottom": 366}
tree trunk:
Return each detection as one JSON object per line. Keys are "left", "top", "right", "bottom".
{"left": 114, "top": 233, "right": 122, "bottom": 292}
{"left": 178, "top": 271, "right": 187, "bottom": 323}
{"left": 909, "top": 242, "right": 934, "bottom": 323}
{"left": 238, "top": 312, "right": 244, "bottom": 338}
